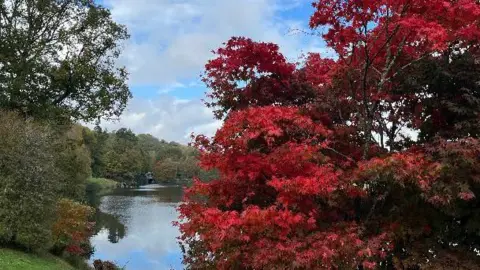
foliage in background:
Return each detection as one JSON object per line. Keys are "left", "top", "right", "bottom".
{"left": 179, "top": 1, "right": 480, "bottom": 269}
{"left": 153, "top": 158, "right": 178, "bottom": 183}
{"left": 83, "top": 126, "right": 216, "bottom": 184}
{"left": 103, "top": 128, "right": 145, "bottom": 182}
{"left": 54, "top": 125, "right": 92, "bottom": 201}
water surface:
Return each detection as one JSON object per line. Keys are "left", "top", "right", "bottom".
{"left": 89, "top": 185, "right": 183, "bottom": 270}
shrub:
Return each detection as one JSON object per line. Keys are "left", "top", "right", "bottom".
{"left": 0, "top": 111, "right": 93, "bottom": 252}
{"left": 93, "top": 259, "right": 120, "bottom": 270}
{"left": 51, "top": 199, "right": 94, "bottom": 256}
{"left": 0, "top": 111, "right": 60, "bottom": 251}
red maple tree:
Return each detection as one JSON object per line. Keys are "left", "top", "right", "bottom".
{"left": 178, "top": 1, "right": 480, "bottom": 269}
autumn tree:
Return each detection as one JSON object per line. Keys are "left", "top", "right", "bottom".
{"left": 52, "top": 199, "right": 94, "bottom": 256}
{"left": 178, "top": 1, "right": 480, "bottom": 269}
{"left": 0, "top": 0, "right": 130, "bottom": 122}
{"left": 153, "top": 158, "right": 178, "bottom": 183}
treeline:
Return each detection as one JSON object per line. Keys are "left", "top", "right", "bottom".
{"left": 0, "top": 112, "right": 95, "bottom": 266}
{"left": 0, "top": 0, "right": 216, "bottom": 268}
{"left": 0, "top": 108, "right": 212, "bottom": 266}
{"left": 82, "top": 126, "right": 217, "bottom": 185}
{"left": 0, "top": 0, "right": 131, "bottom": 268}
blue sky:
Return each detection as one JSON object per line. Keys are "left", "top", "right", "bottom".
{"left": 97, "top": 0, "right": 331, "bottom": 143}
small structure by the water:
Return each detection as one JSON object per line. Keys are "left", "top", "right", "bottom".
{"left": 146, "top": 172, "right": 154, "bottom": 184}
{"left": 119, "top": 172, "right": 156, "bottom": 188}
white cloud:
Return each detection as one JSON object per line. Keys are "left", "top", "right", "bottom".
{"left": 158, "top": 82, "right": 186, "bottom": 94}
{"left": 95, "top": 0, "right": 323, "bottom": 143}
{"left": 105, "top": 0, "right": 314, "bottom": 85}
{"left": 186, "top": 118, "right": 223, "bottom": 139}
{"left": 97, "top": 95, "right": 219, "bottom": 144}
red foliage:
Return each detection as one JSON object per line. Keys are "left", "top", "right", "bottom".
{"left": 178, "top": 1, "right": 480, "bottom": 269}
{"left": 52, "top": 199, "right": 94, "bottom": 256}
{"left": 203, "top": 37, "right": 318, "bottom": 119}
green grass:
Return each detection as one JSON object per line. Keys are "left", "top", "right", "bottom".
{"left": 86, "top": 177, "right": 118, "bottom": 191}
{"left": 0, "top": 249, "right": 75, "bottom": 270}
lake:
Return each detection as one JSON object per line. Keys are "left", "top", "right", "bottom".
{"left": 88, "top": 185, "right": 184, "bottom": 270}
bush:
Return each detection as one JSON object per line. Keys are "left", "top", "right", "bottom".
{"left": 0, "top": 111, "right": 60, "bottom": 251}
{"left": 0, "top": 111, "right": 93, "bottom": 252}
{"left": 93, "top": 259, "right": 121, "bottom": 270}
{"left": 51, "top": 199, "right": 94, "bottom": 257}
{"left": 86, "top": 178, "right": 118, "bottom": 193}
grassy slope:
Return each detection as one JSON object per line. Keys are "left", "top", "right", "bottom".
{"left": 87, "top": 177, "right": 117, "bottom": 190}
{"left": 0, "top": 249, "right": 75, "bottom": 270}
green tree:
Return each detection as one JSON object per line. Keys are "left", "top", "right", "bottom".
{"left": 104, "top": 128, "right": 143, "bottom": 181}
{"left": 0, "top": 112, "right": 95, "bottom": 250}
{"left": 54, "top": 125, "right": 92, "bottom": 201}
{"left": 137, "top": 134, "right": 161, "bottom": 152}
{"left": 0, "top": 111, "right": 60, "bottom": 251}
{"left": 179, "top": 156, "right": 200, "bottom": 180}
{"left": 197, "top": 169, "right": 219, "bottom": 182}
{"left": 156, "top": 143, "right": 184, "bottom": 161}
{"left": 0, "top": 0, "right": 131, "bottom": 122}
{"left": 136, "top": 134, "right": 159, "bottom": 172}
{"left": 84, "top": 125, "right": 109, "bottom": 177}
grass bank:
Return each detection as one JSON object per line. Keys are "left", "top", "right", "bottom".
{"left": 86, "top": 177, "right": 118, "bottom": 193}
{"left": 0, "top": 248, "right": 75, "bottom": 270}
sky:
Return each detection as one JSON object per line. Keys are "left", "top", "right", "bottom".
{"left": 96, "top": 0, "right": 332, "bottom": 144}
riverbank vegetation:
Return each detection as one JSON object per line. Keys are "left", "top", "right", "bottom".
{"left": 0, "top": 0, "right": 211, "bottom": 268}
{"left": 86, "top": 178, "right": 118, "bottom": 193}
{"left": 0, "top": 248, "right": 75, "bottom": 270}
{"left": 0, "top": 0, "right": 130, "bottom": 268}
{"left": 82, "top": 127, "right": 218, "bottom": 186}
{"left": 178, "top": 1, "right": 480, "bottom": 269}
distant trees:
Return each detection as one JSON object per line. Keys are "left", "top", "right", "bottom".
{"left": 137, "top": 134, "right": 159, "bottom": 172}
{"left": 103, "top": 128, "right": 144, "bottom": 182}
{"left": 152, "top": 140, "right": 216, "bottom": 183}
{"left": 82, "top": 126, "right": 214, "bottom": 184}
{"left": 154, "top": 158, "right": 178, "bottom": 183}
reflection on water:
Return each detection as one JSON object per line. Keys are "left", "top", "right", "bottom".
{"left": 88, "top": 185, "right": 183, "bottom": 270}
{"left": 94, "top": 210, "right": 126, "bottom": 244}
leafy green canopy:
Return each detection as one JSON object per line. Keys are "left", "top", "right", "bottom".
{"left": 0, "top": 0, "right": 130, "bottom": 122}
